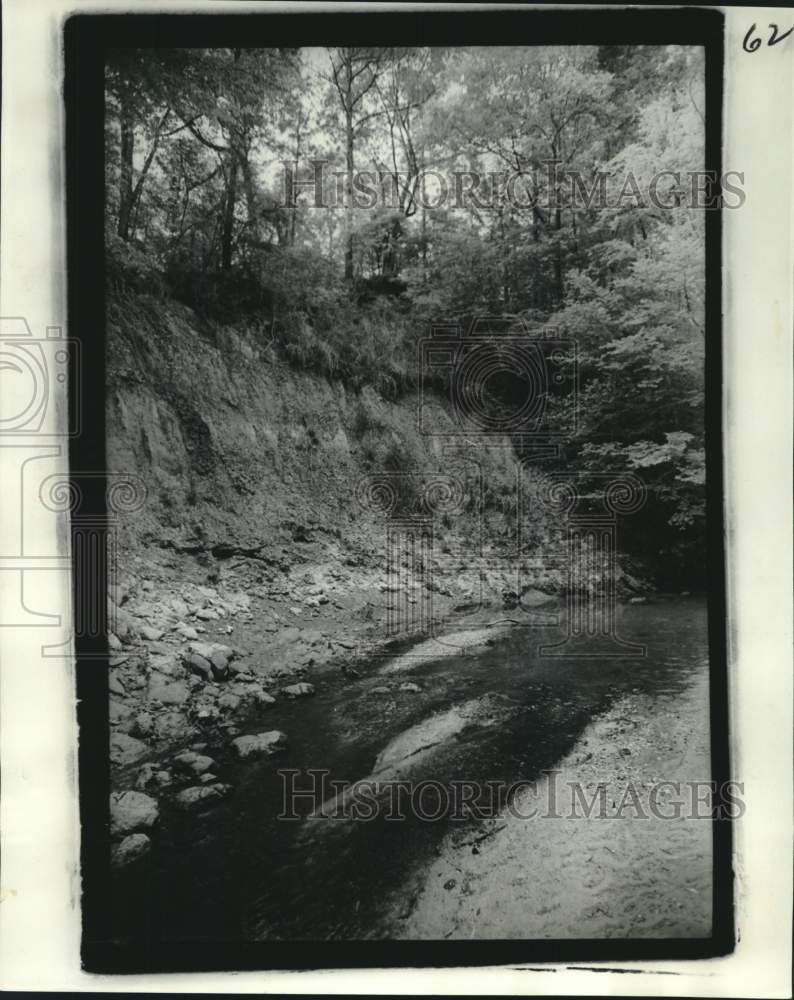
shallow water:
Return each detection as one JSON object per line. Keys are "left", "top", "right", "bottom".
{"left": 111, "top": 598, "right": 711, "bottom": 943}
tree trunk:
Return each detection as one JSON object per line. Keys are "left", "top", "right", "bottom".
{"left": 344, "top": 100, "right": 354, "bottom": 280}
{"left": 221, "top": 154, "right": 238, "bottom": 270}
{"left": 117, "top": 93, "right": 134, "bottom": 241}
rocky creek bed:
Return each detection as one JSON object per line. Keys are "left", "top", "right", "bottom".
{"left": 105, "top": 551, "right": 709, "bottom": 945}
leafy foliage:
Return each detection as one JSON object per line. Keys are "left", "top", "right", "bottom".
{"left": 106, "top": 44, "right": 708, "bottom": 583}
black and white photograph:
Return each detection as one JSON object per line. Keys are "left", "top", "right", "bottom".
{"left": 74, "top": 9, "right": 735, "bottom": 966}
{"left": 62, "top": 3, "right": 743, "bottom": 965}
{"left": 6, "top": 4, "right": 794, "bottom": 991}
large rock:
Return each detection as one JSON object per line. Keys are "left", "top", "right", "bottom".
{"left": 111, "top": 833, "right": 151, "bottom": 869}
{"left": 140, "top": 625, "right": 165, "bottom": 641}
{"left": 174, "top": 784, "right": 233, "bottom": 810}
{"left": 131, "top": 712, "right": 154, "bottom": 739}
{"left": 148, "top": 676, "right": 189, "bottom": 705}
{"left": 110, "top": 790, "right": 159, "bottom": 836}
{"left": 188, "top": 641, "right": 234, "bottom": 663}
{"left": 231, "top": 731, "right": 287, "bottom": 759}
{"left": 282, "top": 682, "right": 315, "bottom": 699}
{"left": 170, "top": 598, "right": 190, "bottom": 619}
{"left": 149, "top": 652, "right": 181, "bottom": 677}
{"left": 173, "top": 751, "right": 216, "bottom": 775}
{"left": 135, "top": 763, "right": 172, "bottom": 790}
{"left": 186, "top": 652, "right": 213, "bottom": 681}
{"left": 175, "top": 622, "right": 199, "bottom": 641}
{"left": 110, "top": 732, "right": 148, "bottom": 767}
{"left": 111, "top": 606, "right": 139, "bottom": 642}
{"left": 109, "top": 699, "right": 132, "bottom": 724}
{"left": 108, "top": 674, "right": 126, "bottom": 697}
{"left": 217, "top": 692, "right": 241, "bottom": 712}
{"left": 152, "top": 711, "right": 196, "bottom": 742}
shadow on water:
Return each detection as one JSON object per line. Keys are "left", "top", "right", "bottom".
{"left": 110, "top": 599, "right": 709, "bottom": 943}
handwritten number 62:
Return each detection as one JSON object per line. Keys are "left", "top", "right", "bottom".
{"left": 743, "top": 23, "right": 794, "bottom": 52}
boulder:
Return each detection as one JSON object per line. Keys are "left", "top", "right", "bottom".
{"left": 217, "top": 692, "right": 241, "bottom": 712}
{"left": 175, "top": 622, "right": 199, "bottom": 641}
{"left": 140, "top": 625, "right": 165, "bottom": 641}
{"left": 173, "top": 751, "right": 216, "bottom": 775}
{"left": 131, "top": 712, "right": 154, "bottom": 739}
{"left": 111, "top": 607, "right": 138, "bottom": 642}
{"left": 108, "top": 632, "right": 122, "bottom": 652}
{"left": 170, "top": 598, "right": 190, "bottom": 619}
{"left": 174, "top": 784, "right": 233, "bottom": 810}
{"left": 282, "top": 682, "right": 315, "bottom": 699}
{"left": 188, "top": 641, "right": 234, "bottom": 662}
{"left": 111, "top": 833, "right": 151, "bottom": 869}
{"left": 109, "top": 699, "right": 132, "bottom": 724}
{"left": 149, "top": 652, "right": 181, "bottom": 676}
{"left": 187, "top": 653, "right": 212, "bottom": 681}
{"left": 148, "top": 676, "right": 189, "bottom": 706}
{"left": 110, "top": 732, "right": 148, "bottom": 767}
{"left": 231, "top": 731, "right": 287, "bottom": 759}
{"left": 196, "top": 608, "right": 219, "bottom": 621}
{"left": 108, "top": 674, "right": 126, "bottom": 697}
{"left": 152, "top": 711, "right": 196, "bottom": 742}
{"left": 110, "top": 790, "right": 159, "bottom": 836}
{"left": 135, "top": 764, "right": 172, "bottom": 790}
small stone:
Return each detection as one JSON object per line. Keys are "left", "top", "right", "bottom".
{"left": 108, "top": 674, "right": 126, "bottom": 697}
{"left": 175, "top": 622, "right": 199, "bottom": 641}
{"left": 231, "top": 731, "right": 287, "bottom": 759}
{"left": 629, "top": 597, "right": 647, "bottom": 605}
{"left": 109, "top": 698, "right": 132, "bottom": 723}
{"left": 174, "top": 784, "right": 232, "bottom": 810}
{"left": 399, "top": 682, "right": 421, "bottom": 693}
{"left": 217, "top": 692, "right": 241, "bottom": 712}
{"left": 282, "top": 682, "right": 315, "bottom": 699}
{"left": 136, "top": 764, "right": 172, "bottom": 790}
{"left": 200, "top": 773, "right": 218, "bottom": 784}
{"left": 173, "top": 751, "right": 216, "bottom": 775}
{"left": 110, "top": 790, "right": 159, "bottom": 836}
{"left": 443, "top": 878, "right": 457, "bottom": 891}
{"left": 140, "top": 625, "right": 165, "bottom": 641}
{"left": 108, "top": 633, "right": 122, "bottom": 652}
{"left": 148, "top": 677, "right": 189, "bottom": 706}
{"left": 370, "top": 686, "right": 391, "bottom": 694}
{"left": 196, "top": 608, "right": 219, "bottom": 621}
{"left": 111, "top": 833, "right": 151, "bottom": 868}
{"left": 110, "top": 732, "right": 148, "bottom": 766}
{"left": 187, "top": 653, "right": 212, "bottom": 681}
{"left": 132, "top": 712, "right": 154, "bottom": 739}
{"left": 171, "top": 598, "right": 190, "bottom": 619}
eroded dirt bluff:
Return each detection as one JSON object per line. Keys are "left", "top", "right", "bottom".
{"left": 107, "top": 291, "right": 542, "bottom": 557}
{"left": 104, "top": 292, "right": 564, "bottom": 744}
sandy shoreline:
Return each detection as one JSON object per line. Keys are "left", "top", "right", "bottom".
{"left": 389, "top": 665, "right": 712, "bottom": 939}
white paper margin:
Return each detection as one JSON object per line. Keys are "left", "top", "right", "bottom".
{"left": 0, "top": 2, "right": 791, "bottom": 995}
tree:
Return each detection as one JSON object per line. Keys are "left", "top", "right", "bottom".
{"left": 328, "top": 48, "right": 389, "bottom": 279}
